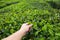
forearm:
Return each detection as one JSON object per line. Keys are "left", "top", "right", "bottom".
{"left": 2, "top": 23, "right": 32, "bottom": 40}
{"left": 2, "top": 30, "right": 25, "bottom": 40}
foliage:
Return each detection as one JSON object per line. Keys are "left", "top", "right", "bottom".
{"left": 0, "top": 0, "right": 60, "bottom": 40}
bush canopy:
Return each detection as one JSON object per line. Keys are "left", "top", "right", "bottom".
{"left": 0, "top": 0, "right": 60, "bottom": 40}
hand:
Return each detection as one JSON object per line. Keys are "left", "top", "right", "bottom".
{"left": 20, "top": 23, "right": 33, "bottom": 33}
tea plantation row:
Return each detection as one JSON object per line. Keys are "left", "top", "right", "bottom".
{"left": 0, "top": 0, "right": 60, "bottom": 40}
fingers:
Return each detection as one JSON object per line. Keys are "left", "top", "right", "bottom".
{"left": 28, "top": 24, "right": 33, "bottom": 27}
{"left": 24, "top": 23, "right": 33, "bottom": 27}
{"left": 24, "top": 23, "right": 29, "bottom": 25}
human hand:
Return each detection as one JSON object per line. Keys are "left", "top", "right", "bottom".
{"left": 20, "top": 23, "right": 33, "bottom": 34}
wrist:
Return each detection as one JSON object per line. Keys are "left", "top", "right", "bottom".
{"left": 20, "top": 28, "right": 27, "bottom": 33}
{"left": 19, "top": 29, "right": 26, "bottom": 36}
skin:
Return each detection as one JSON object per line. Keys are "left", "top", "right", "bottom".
{"left": 2, "top": 23, "right": 33, "bottom": 40}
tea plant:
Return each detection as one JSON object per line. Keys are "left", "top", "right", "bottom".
{"left": 0, "top": 0, "right": 60, "bottom": 40}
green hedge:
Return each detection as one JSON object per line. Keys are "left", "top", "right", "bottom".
{"left": 0, "top": 0, "right": 60, "bottom": 40}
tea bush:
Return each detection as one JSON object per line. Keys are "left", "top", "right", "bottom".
{"left": 0, "top": 0, "right": 60, "bottom": 40}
